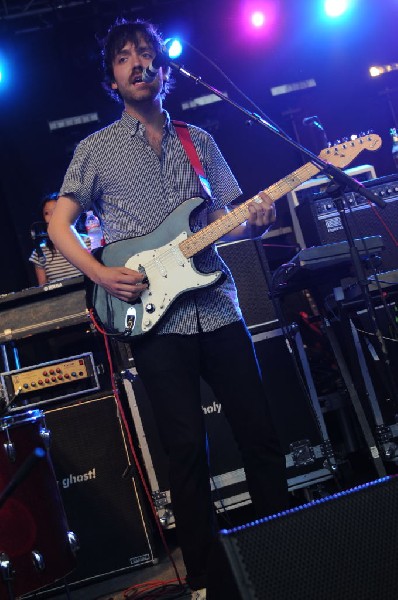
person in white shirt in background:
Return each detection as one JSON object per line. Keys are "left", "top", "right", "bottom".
{"left": 29, "top": 193, "right": 91, "bottom": 285}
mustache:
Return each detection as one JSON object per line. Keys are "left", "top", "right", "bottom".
{"left": 128, "top": 67, "right": 143, "bottom": 84}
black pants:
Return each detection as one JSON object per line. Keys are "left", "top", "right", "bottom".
{"left": 131, "top": 320, "right": 289, "bottom": 590}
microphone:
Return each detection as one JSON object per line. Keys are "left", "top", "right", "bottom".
{"left": 142, "top": 51, "right": 171, "bottom": 83}
{"left": 30, "top": 222, "right": 47, "bottom": 265}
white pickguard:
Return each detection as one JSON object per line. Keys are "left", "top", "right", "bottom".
{"left": 90, "top": 197, "right": 223, "bottom": 337}
{"left": 124, "top": 232, "right": 220, "bottom": 333}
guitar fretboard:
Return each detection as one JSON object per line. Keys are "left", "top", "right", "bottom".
{"left": 180, "top": 161, "right": 319, "bottom": 258}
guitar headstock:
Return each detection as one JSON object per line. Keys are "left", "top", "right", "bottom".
{"left": 319, "top": 134, "right": 382, "bottom": 168}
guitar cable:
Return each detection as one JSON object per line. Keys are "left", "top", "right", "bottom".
{"left": 88, "top": 308, "right": 186, "bottom": 593}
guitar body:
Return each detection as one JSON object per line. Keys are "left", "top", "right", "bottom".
{"left": 90, "top": 197, "right": 223, "bottom": 337}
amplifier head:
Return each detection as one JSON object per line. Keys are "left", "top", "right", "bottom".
{"left": 295, "top": 174, "right": 398, "bottom": 273}
{"left": 1, "top": 353, "right": 100, "bottom": 411}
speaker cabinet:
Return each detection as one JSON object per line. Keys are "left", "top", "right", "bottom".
{"left": 217, "top": 239, "right": 278, "bottom": 329}
{"left": 43, "top": 394, "right": 156, "bottom": 586}
{"left": 220, "top": 476, "right": 398, "bottom": 600}
{"left": 217, "top": 239, "right": 310, "bottom": 331}
{"left": 124, "top": 328, "right": 334, "bottom": 527}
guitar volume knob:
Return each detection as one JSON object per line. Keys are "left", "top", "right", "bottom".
{"left": 145, "top": 303, "right": 156, "bottom": 314}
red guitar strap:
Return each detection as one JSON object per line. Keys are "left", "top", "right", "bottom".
{"left": 173, "top": 120, "right": 212, "bottom": 199}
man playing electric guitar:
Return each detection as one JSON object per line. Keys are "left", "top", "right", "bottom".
{"left": 49, "top": 18, "right": 302, "bottom": 600}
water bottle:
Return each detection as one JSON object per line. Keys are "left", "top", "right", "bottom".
{"left": 390, "top": 128, "right": 398, "bottom": 171}
{"left": 85, "top": 210, "right": 103, "bottom": 250}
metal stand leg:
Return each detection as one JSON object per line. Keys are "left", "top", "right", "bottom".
{"left": 1, "top": 344, "right": 10, "bottom": 373}
{"left": 294, "top": 330, "right": 337, "bottom": 473}
{"left": 0, "top": 553, "right": 14, "bottom": 600}
{"left": 323, "top": 318, "right": 386, "bottom": 478}
{"left": 1, "top": 342, "right": 21, "bottom": 372}
{"left": 349, "top": 318, "right": 398, "bottom": 461}
{"left": 61, "top": 578, "right": 72, "bottom": 599}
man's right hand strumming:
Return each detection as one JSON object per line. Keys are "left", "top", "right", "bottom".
{"left": 93, "top": 264, "right": 148, "bottom": 302}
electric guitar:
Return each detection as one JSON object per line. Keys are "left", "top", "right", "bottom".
{"left": 88, "top": 134, "right": 382, "bottom": 337}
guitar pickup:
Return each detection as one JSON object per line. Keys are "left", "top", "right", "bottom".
{"left": 138, "top": 265, "right": 149, "bottom": 286}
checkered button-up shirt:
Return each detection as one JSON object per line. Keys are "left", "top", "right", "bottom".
{"left": 60, "top": 110, "right": 243, "bottom": 334}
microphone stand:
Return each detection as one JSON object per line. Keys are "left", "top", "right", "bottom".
{"left": 169, "top": 59, "right": 386, "bottom": 208}
{"left": 0, "top": 447, "right": 46, "bottom": 600}
{"left": 169, "top": 58, "right": 398, "bottom": 409}
{"left": 30, "top": 222, "right": 48, "bottom": 266}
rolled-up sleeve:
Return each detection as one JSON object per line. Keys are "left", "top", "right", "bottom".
{"left": 59, "top": 139, "right": 101, "bottom": 211}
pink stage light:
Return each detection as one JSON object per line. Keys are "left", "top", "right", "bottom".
{"left": 251, "top": 10, "right": 266, "bottom": 28}
{"left": 242, "top": 1, "right": 278, "bottom": 35}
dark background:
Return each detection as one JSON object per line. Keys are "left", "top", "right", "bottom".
{"left": 0, "top": 0, "right": 397, "bottom": 293}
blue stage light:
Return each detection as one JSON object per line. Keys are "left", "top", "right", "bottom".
{"left": 324, "top": 0, "right": 349, "bottom": 18}
{"left": 165, "top": 38, "right": 183, "bottom": 60}
{"left": 0, "top": 53, "right": 7, "bottom": 88}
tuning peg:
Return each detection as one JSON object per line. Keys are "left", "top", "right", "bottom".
{"left": 342, "top": 137, "right": 349, "bottom": 142}
{"left": 334, "top": 139, "right": 341, "bottom": 145}
{"left": 366, "top": 129, "right": 374, "bottom": 134}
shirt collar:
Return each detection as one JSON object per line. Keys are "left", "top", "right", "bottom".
{"left": 119, "top": 109, "right": 173, "bottom": 136}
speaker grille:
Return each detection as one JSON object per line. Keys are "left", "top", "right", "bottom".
{"left": 217, "top": 239, "right": 278, "bottom": 328}
{"left": 44, "top": 395, "right": 156, "bottom": 585}
{"left": 221, "top": 476, "right": 398, "bottom": 600}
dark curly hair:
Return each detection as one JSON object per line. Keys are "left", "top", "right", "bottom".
{"left": 40, "top": 193, "right": 58, "bottom": 254}
{"left": 101, "top": 18, "right": 172, "bottom": 103}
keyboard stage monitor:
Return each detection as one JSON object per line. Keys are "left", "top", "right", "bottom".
{"left": 0, "top": 276, "right": 88, "bottom": 343}
{"left": 273, "top": 236, "right": 384, "bottom": 293}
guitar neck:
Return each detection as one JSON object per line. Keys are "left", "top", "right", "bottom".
{"left": 180, "top": 160, "right": 320, "bottom": 259}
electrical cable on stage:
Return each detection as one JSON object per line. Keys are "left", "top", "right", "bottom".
{"left": 89, "top": 309, "right": 186, "bottom": 596}
{"left": 122, "top": 578, "right": 191, "bottom": 598}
